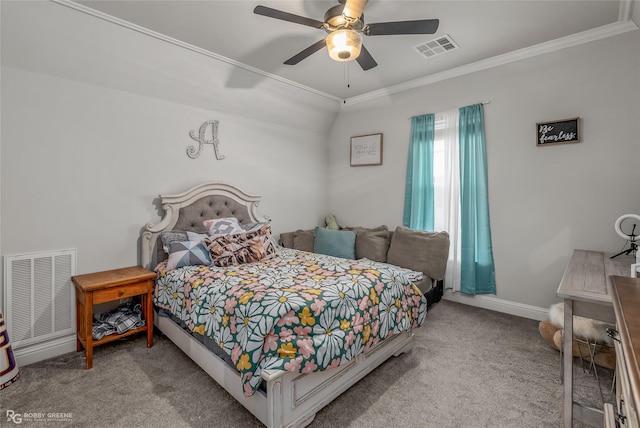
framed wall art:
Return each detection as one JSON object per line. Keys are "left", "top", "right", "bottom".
{"left": 536, "top": 117, "right": 580, "bottom": 146}
{"left": 350, "top": 133, "right": 383, "bottom": 166}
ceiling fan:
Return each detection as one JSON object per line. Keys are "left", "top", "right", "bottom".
{"left": 254, "top": 0, "right": 439, "bottom": 70}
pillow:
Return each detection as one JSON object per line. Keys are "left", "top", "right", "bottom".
{"left": 279, "top": 231, "right": 295, "bottom": 248}
{"left": 206, "top": 223, "right": 277, "bottom": 267}
{"left": 387, "top": 226, "right": 450, "bottom": 280}
{"left": 203, "top": 217, "right": 243, "bottom": 238}
{"left": 187, "top": 231, "right": 208, "bottom": 242}
{"left": 166, "top": 240, "right": 212, "bottom": 271}
{"left": 293, "top": 230, "right": 315, "bottom": 252}
{"left": 160, "top": 230, "right": 188, "bottom": 253}
{"left": 239, "top": 222, "right": 278, "bottom": 256}
{"left": 240, "top": 222, "right": 264, "bottom": 231}
{"left": 313, "top": 227, "right": 356, "bottom": 259}
{"left": 241, "top": 222, "right": 268, "bottom": 233}
{"left": 351, "top": 226, "right": 390, "bottom": 262}
{"left": 279, "top": 229, "right": 314, "bottom": 250}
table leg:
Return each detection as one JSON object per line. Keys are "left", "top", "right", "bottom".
{"left": 563, "top": 299, "right": 574, "bottom": 427}
{"left": 145, "top": 285, "right": 153, "bottom": 348}
{"left": 84, "top": 293, "right": 93, "bottom": 369}
{"left": 75, "top": 291, "right": 82, "bottom": 352}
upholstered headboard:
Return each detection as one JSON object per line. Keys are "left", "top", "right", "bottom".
{"left": 141, "top": 183, "right": 269, "bottom": 269}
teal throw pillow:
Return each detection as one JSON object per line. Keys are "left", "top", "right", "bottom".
{"left": 313, "top": 227, "right": 356, "bottom": 259}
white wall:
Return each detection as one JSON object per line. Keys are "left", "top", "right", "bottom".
{"left": 0, "top": 1, "right": 338, "bottom": 279}
{"left": 329, "top": 30, "right": 640, "bottom": 312}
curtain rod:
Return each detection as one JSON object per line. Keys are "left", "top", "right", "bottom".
{"left": 408, "top": 100, "right": 491, "bottom": 120}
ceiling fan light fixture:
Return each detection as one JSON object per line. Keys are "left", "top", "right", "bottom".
{"left": 326, "top": 29, "right": 362, "bottom": 62}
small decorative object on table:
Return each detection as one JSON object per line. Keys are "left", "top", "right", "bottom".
{"left": 72, "top": 266, "right": 156, "bottom": 369}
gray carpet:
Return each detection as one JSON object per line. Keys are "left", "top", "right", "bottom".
{"left": 3, "top": 300, "right": 612, "bottom": 427}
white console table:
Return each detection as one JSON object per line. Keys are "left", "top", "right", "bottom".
{"left": 556, "top": 249, "right": 633, "bottom": 427}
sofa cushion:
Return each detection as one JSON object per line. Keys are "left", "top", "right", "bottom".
{"left": 387, "top": 226, "right": 450, "bottom": 280}
{"left": 293, "top": 229, "right": 315, "bottom": 252}
{"left": 347, "top": 225, "right": 390, "bottom": 262}
{"left": 313, "top": 227, "right": 356, "bottom": 259}
{"left": 279, "top": 231, "right": 294, "bottom": 248}
{"left": 415, "top": 277, "right": 438, "bottom": 295}
{"left": 279, "top": 229, "right": 314, "bottom": 252}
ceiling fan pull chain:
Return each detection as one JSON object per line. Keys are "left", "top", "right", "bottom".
{"left": 344, "top": 62, "right": 351, "bottom": 88}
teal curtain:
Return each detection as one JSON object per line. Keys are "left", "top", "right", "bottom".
{"left": 459, "top": 104, "right": 496, "bottom": 294}
{"left": 403, "top": 114, "right": 435, "bottom": 230}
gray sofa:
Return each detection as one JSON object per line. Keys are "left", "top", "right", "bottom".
{"left": 279, "top": 225, "right": 450, "bottom": 307}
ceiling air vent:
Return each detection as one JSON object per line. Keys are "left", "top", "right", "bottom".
{"left": 413, "top": 34, "right": 459, "bottom": 59}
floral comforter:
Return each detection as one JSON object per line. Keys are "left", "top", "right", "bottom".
{"left": 153, "top": 248, "right": 428, "bottom": 396}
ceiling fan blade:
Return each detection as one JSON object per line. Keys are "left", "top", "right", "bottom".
{"left": 284, "top": 39, "right": 327, "bottom": 65}
{"left": 364, "top": 19, "right": 440, "bottom": 36}
{"left": 254, "top": 5, "right": 325, "bottom": 29}
{"left": 343, "top": 0, "right": 369, "bottom": 20}
{"left": 356, "top": 44, "right": 377, "bottom": 70}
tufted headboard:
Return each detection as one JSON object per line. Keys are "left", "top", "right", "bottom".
{"left": 141, "top": 183, "right": 269, "bottom": 269}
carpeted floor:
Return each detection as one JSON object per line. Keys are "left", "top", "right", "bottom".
{"left": 3, "top": 300, "right": 612, "bottom": 427}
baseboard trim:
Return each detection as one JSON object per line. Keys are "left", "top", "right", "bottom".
{"left": 443, "top": 291, "right": 548, "bottom": 321}
{"left": 14, "top": 334, "right": 77, "bottom": 367}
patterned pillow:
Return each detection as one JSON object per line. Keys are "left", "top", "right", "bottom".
{"left": 237, "top": 222, "right": 278, "bottom": 255}
{"left": 206, "top": 223, "right": 276, "bottom": 267}
{"left": 203, "top": 217, "right": 244, "bottom": 238}
{"left": 166, "top": 240, "right": 212, "bottom": 271}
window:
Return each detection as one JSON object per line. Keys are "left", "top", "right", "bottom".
{"left": 404, "top": 105, "right": 495, "bottom": 295}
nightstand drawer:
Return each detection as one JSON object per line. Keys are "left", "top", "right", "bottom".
{"left": 92, "top": 281, "right": 150, "bottom": 304}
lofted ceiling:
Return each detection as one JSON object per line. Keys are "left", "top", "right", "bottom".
{"left": 71, "top": 0, "right": 631, "bottom": 101}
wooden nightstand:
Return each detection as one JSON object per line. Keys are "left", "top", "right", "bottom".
{"left": 72, "top": 266, "right": 157, "bottom": 369}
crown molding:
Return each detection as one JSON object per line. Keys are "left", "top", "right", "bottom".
{"left": 342, "top": 19, "right": 639, "bottom": 108}
{"left": 51, "top": 0, "right": 343, "bottom": 103}
{"left": 51, "top": 1, "right": 639, "bottom": 109}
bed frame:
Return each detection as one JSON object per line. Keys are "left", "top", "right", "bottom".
{"left": 141, "top": 182, "right": 416, "bottom": 428}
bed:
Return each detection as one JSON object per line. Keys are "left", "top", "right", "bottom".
{"left": 141, "top": 182, "right": 428, "bottom": 428}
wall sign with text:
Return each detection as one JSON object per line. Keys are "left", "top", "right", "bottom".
{"left": 536, "top": 117, "right": 580, "bottom": 146}
{"left": 350, "top": 133, "right": 383, "bottom": 166}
